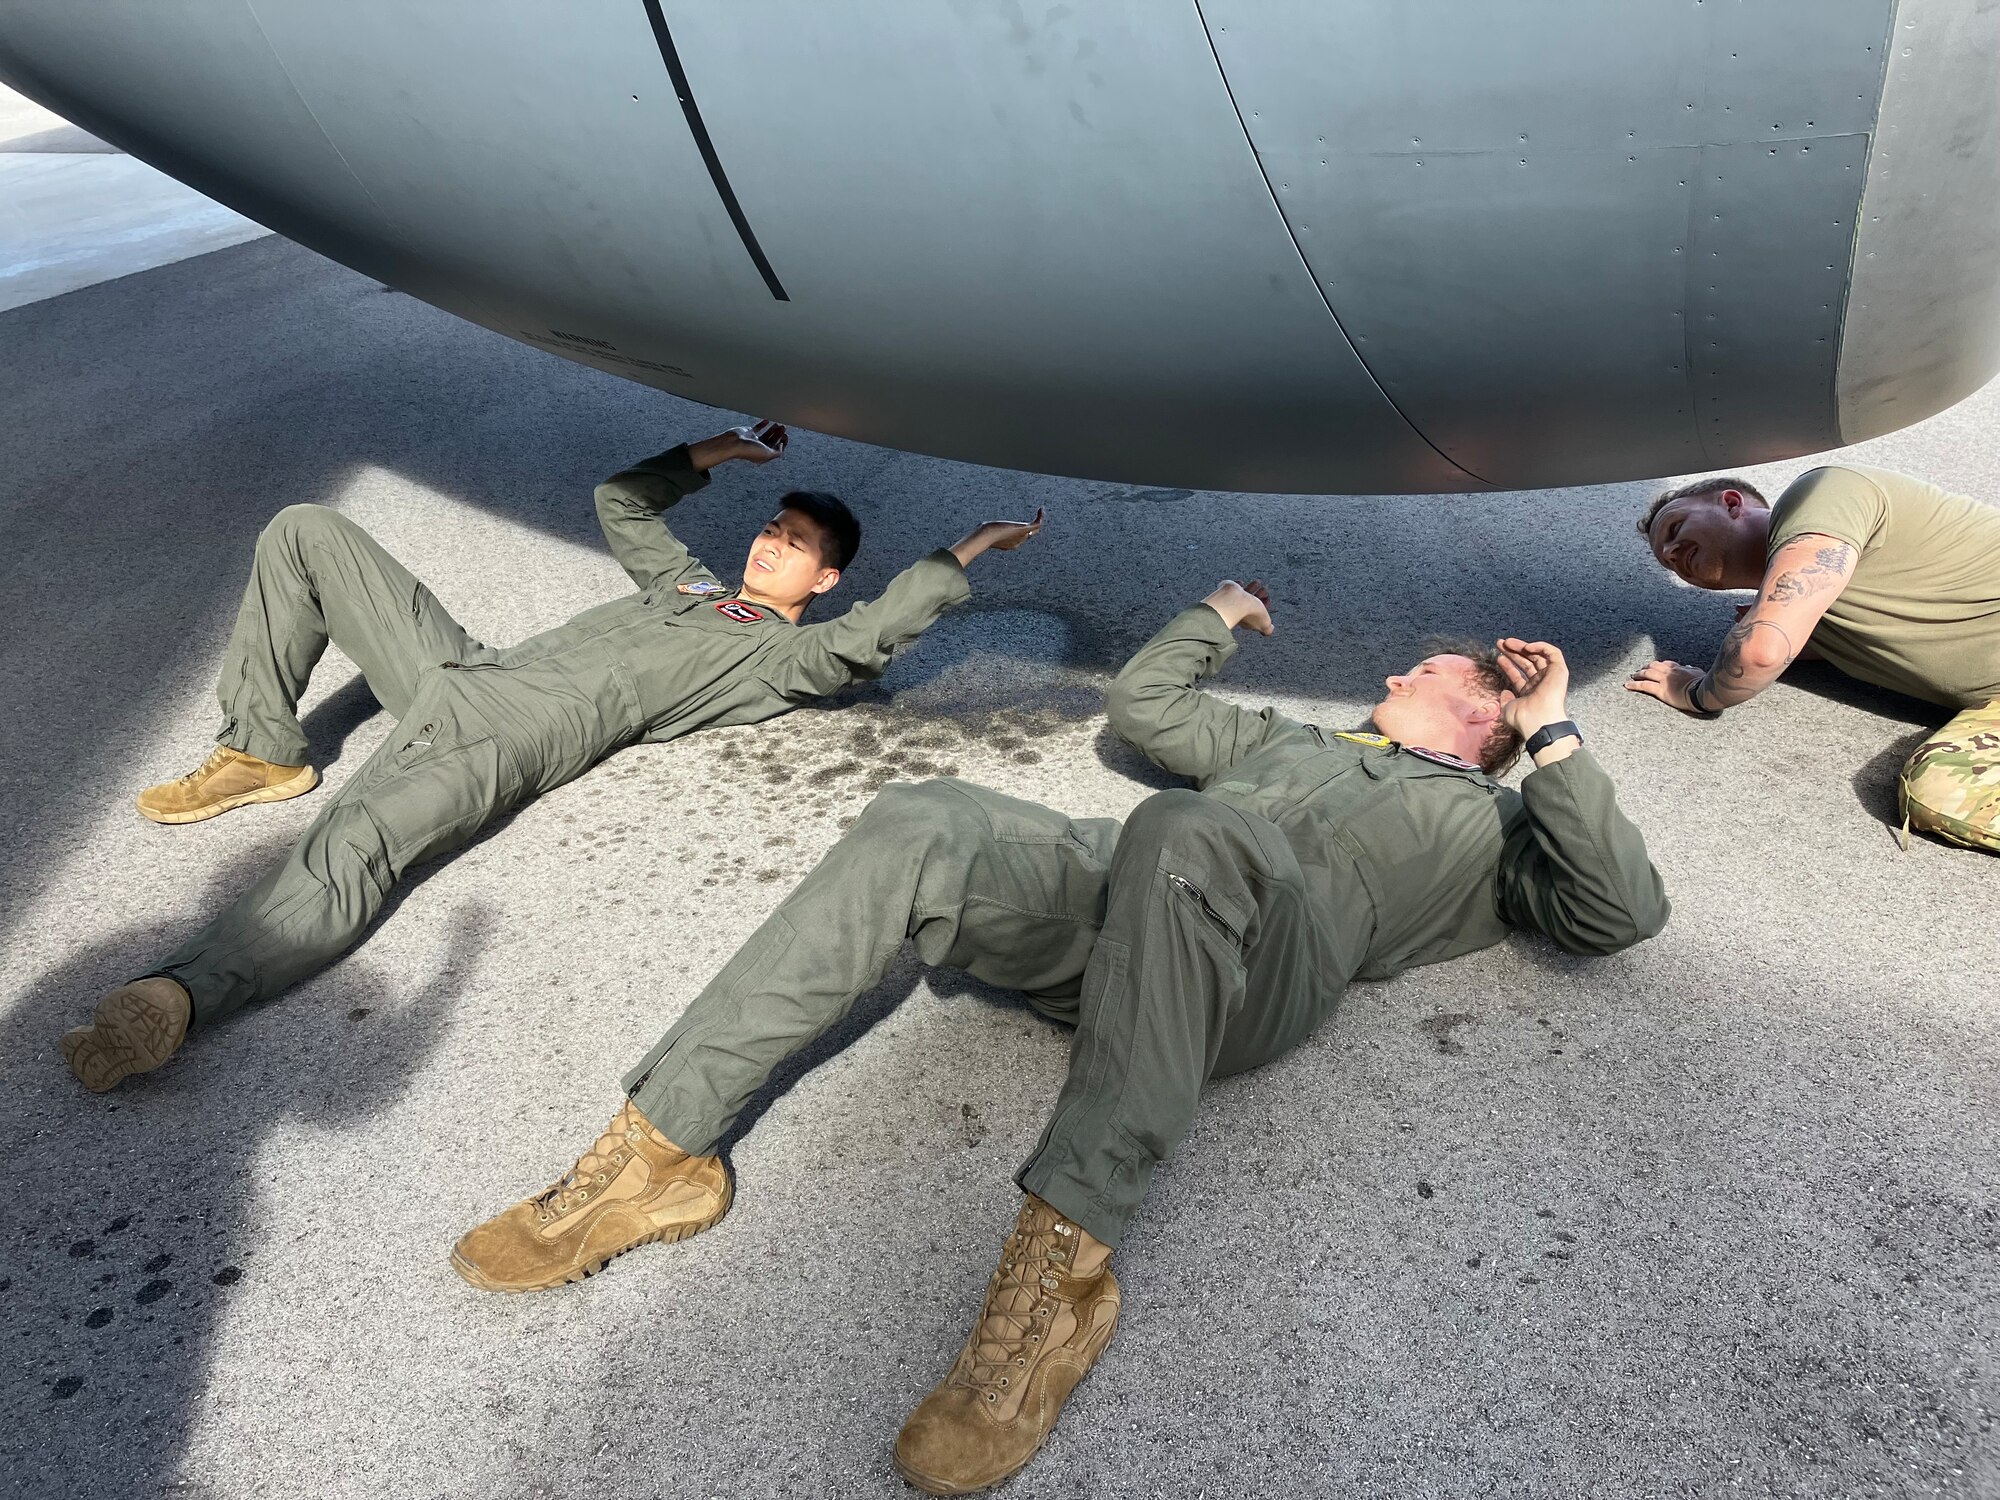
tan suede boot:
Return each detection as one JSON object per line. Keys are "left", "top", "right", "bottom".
{"left": 136, "top": 745, "right": 318, "bottom": 824}
{"left": 894, "top": 1194, "right": 1121, "bottom": 1495}
{"left": 59, "top": 977, "right": 192, "bottom": 1092}
{"left": 451, "top": 1100, "right": 732, "bottom": 1293}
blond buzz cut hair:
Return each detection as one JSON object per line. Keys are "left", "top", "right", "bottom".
{"left": 1637, "top": 475, "right": 1769, "bottom": 538}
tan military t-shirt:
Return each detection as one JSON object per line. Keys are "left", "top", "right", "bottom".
{"left": 1768, "top": 465, "right": 2000, "bottom": 708}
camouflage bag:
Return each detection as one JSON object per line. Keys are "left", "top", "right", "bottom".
{"left": 1899, "top": 697, "right": 2000, "bottom": 853}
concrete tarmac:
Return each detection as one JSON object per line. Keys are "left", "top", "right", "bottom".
{"left": 2, "top": 233, "right": 1996, "bottom": 1500}
{"left": 0, "top": 84, "right": 267, "bottom": 314}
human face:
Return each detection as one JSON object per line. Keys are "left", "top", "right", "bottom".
{"left": 1370, "top": 654, "right": 1495, "bottom": 752}
{"left": 1647, "top": 494, "right": 1742, "bottom": 589}
{"left": 740, "top": 508, "right": 839, "bottom": 609}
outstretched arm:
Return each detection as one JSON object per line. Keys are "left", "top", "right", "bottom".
{"left": 594, "top": 421, "right": 788, "bottom": 590}
{"left": 1494, "top": 640, "right": 1670, "bottom": 954}
{"left": 758, "top": 508, "right": 1043, "bottom": 700}
{"left": 1626, "top": 532, "right": 1858, "bottom": 716}
{"left": 1104, "top": 580, "right": 1299, "bottom": 787}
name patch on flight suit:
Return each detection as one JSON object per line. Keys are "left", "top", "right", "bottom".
{"left": 1401, "top": 745, "right": 1481, "bottom": 772}
{"left": 1333, "top": 731, "right": 1392, "bottom": 747}
{"left": 677, "top": 580, "right": 726, "bottom": 596}
{"left": 713, "top": 600, "right": 763, "bottom": 623}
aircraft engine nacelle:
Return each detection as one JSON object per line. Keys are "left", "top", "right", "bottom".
{"left": 4, "top": 1, "right": 1997, "bottom": 493}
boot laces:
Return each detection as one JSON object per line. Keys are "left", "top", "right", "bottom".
{"left": 965, "top": 1210, "right": 1078, "bottom": 1397}
{"left": 178, "top": 746, "right": 237, "bottom": 786}
{"left": 533, "top": 1113, "right": 644, "bottom": 1222}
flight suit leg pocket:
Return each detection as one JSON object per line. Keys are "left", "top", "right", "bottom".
{"left": 342, "top": 711, "right": 517, "bottom": 887}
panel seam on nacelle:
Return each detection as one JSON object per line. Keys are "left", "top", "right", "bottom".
{"left": 1188, "top": 0, "right": 1492, "bottom": 489}
{"left": 240, "top": 0, "right": 403, "bottom": 247}
{"left": 1830, "top": 0, "right": 1904, "bottom": 447}
{"left": 641, "top": 0, "right": 790, "bottom": 302}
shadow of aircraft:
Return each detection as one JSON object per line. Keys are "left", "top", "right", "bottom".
{"left": 0, "top": 233, "right": 1736, "bottom": 964}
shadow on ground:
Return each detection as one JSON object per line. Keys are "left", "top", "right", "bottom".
{"left": 0, "top": 880, "right": 489, "bottom": 1492}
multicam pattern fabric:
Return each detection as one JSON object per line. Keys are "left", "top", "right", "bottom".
{"left": 1900, "top": 697, "right": 2000, "bottom": 853}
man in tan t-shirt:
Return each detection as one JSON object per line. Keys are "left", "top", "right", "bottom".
{"left": 1628, "top": 464, "right": 2000, "bottom": 852}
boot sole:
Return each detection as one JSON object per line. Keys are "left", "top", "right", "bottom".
{"left": 449, "top": 1172, "right": 735, "bottom": 1294}
{"left": 137, "top": 764, "right": 319, "bottom": 825}
{"left": 892, "top": 1291, "right": 1123, "bottom": 1497}
{"left": 58, "top": 990, "right": 189, "bottom": 1094}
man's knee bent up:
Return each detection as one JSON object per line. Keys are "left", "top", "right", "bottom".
{"left": 847, "top": 778, "right": 995, "bottom": 849}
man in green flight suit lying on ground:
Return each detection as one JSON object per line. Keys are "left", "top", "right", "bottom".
{"left": 452, "top": 578, "right": 1671, "bottom": 1496}
{"left": 60, "top": 420, "right": 1043, "bottom": 1091}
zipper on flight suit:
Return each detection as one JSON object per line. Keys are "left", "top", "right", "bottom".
{"left": 1165, "top": 873, "right": 1243, "bottom": 945}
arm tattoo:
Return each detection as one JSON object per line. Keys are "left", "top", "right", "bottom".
{"left": 1705, "top": 617, "right": 1797, "bottom": 707}
{"left": 1765, "top": 541, "right": 1855, "bottom": 603}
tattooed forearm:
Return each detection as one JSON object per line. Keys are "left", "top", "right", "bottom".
{"left": 1703, "top": 617, "right": 1797, "bottom": 707}
{"left": 1766, "top": 542, "right": 1856, "bottom": 603}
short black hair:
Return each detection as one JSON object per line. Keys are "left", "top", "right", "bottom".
{"left": 778, "top": 490, "right": 861, "bottom": 571}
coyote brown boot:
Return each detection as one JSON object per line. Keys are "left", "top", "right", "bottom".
{"left": 894, "top": 1194, "right": 1121, "bottom": 1495}
{"left": 451, "top": 1099, "right": 732, "bottom": 1293}
{"left": 136, "top": 745, "right": 318, "bottom": 825}
{"left": 60, "top": 976, "right": 192, "bottom": 1092}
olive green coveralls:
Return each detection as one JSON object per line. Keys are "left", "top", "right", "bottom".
{"left": 153, "top": 447, "right": 971, "bottom": 1025}
{"left": 623, "top": 606, "right": 1670, "bottom": 1247}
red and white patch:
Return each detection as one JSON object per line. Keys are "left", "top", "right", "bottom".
{"left": 713, "top": 600, "right": 763, "bottom": 624}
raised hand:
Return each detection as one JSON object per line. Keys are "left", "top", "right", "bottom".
{"left": 1204, "top": 579, "right": 1275, "bottom": 636}
{"left": 1494, "top": 637, "right": 1571, "bottom": 738}
{"left": 689, "top": 419, "right": 789, "bottom": 472}
{"left": 949, "top": 508, "right": 1045, "bottom": 566}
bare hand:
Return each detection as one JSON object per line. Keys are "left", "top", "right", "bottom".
{"left": 949, "top": 509, "right": 1045, "bottom": 567}
{"left": 688, "top": 419, "right": 789, "bottom": 472}
{"left": 1625, "top": 658, "right": 1706, "bottom": 715}
{"left": 1204, "top": 579, "right": 1275, "bottom": 636}
{"left": 1494, "top": 638, "right": 1571, "bottom": 738}
{"left": 975, "top": 509, "right": 1045, "bottom": 551}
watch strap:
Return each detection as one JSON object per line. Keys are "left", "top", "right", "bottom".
{"left": 1525, "top": 720, "right": 1582, "bottom": 758}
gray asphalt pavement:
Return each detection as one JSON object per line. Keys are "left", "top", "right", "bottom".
{"left": 2, "top": 234, "right": 1995, "bottom": 1500}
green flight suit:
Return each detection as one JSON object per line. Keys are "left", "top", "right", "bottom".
{"left": 623, "top": 605, "right": 1670, "bottom": 1248}
{"left": 152, "top": 447, "right": 971, "bottom": 1026}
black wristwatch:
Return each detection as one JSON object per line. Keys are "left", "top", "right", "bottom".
{"left": 1524, "top": 720, "right": 1583, "bottom": 759}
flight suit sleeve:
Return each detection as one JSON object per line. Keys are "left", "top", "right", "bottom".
{"left": 1103, "top": 605, "right": 1298, "bottom": 787}
{"left": 758, "top": 549, "right": 972, "bottom": 699}
{"left": 593, "top": 445, "right": 714, "bottom": 590}
{"left": 1494, "top": 747, "right": 1670, "bottom": 955}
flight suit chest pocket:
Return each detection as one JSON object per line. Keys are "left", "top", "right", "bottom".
{"left": 1323, "top": 783, "right": 1427, "bottom": 884}
{"left": 655, "top": 589, "right": 715, "bottom": 617}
